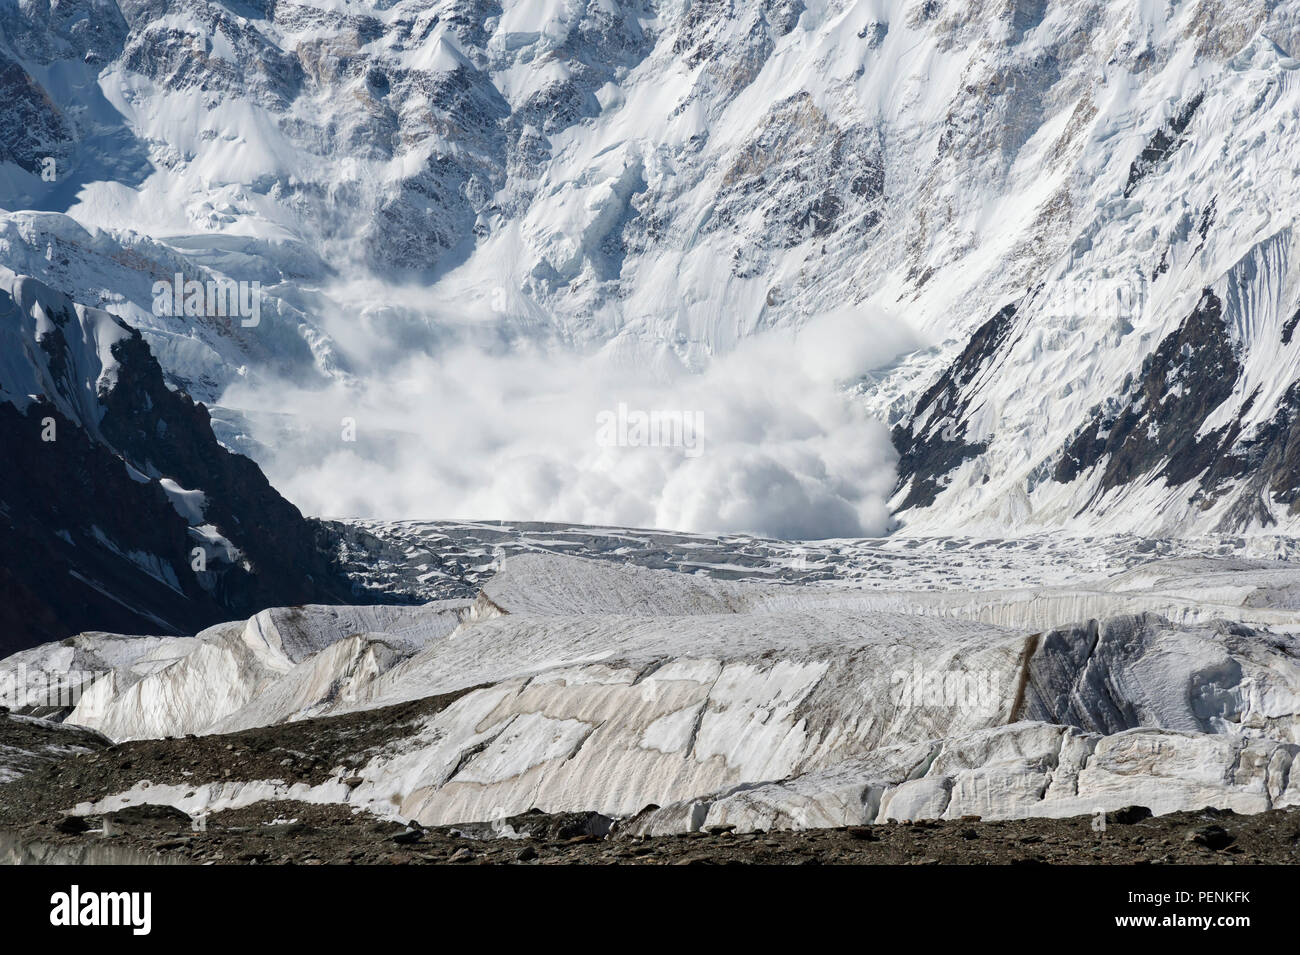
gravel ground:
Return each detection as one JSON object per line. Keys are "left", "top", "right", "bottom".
{"left": 4, "top": 711, "right": 1298, "bottom": 866}
{"left": 2, "top": 799, "right": 1298, "bottom": 865}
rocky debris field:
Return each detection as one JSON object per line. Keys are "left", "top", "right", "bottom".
{"left": 6, "top": 703, "right": 1296, "bottom": 865}
{"left": 0, "top": 695, "right": 472, "bottom": 826}
{"left": 0, "top": 708, "right": 108, "bottom": 783}
{"left": 2, "top": 799, "right": 1297, "bottom": 866}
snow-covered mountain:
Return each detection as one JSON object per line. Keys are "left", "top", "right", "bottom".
{"left": 9, "top": 0, "right": 1300, "bottom": 848}
{"left": 0, "top": 265, "right": 365, "bottom": 654}
{"left": 4, "top": 0, "right": 1300, "bottom": 537}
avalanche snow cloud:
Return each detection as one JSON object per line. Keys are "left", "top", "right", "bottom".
{"left": 222, "top": 305, "right": 917, "bottom": 538}
{"left": 6, "top": 0, "right": 1300, "bottom": 534}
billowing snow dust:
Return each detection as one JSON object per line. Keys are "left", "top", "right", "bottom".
{"left": 221, "top": 305, "right": 918, "bottom": 538}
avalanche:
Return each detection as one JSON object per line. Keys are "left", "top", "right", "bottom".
{"left": 6, "top": 1, "right": 1300, "bottom": 535}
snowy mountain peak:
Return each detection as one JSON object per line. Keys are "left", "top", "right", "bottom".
{"left": 4, "top": 1, "right": 1300, "bottom": 536}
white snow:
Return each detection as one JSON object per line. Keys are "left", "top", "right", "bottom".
{"left": 11, "top": 1, "right": 1300, "bottom": 536}
{"left": 158, "top": 479, "right": 207, "bottom": 524}
{"left": 0, "top": 266, "right": 131, "bottom": 430}
{"left": 54, "top": 601, "right": 471, "bottom": 739}
{"left": 9, "top": 549, "right": 1298, "bottom": 832}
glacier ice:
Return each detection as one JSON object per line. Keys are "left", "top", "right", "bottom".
{"left": 6, "top": 549, "right": 1300, "bottom": 834}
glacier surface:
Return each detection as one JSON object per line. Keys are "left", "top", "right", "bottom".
{"left": 6, "top": 546, "right": 1299, "bottom": 833}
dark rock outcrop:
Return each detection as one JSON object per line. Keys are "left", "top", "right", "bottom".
{"left": 891, "top": 302, "right": 1017, "bottom": 510}
{"left": 1124, "top": 92, "right": 1204, "bottom": 198}
{"left": 1053, "top": 289, "right": 1240, "bottom": 496}
{"left": 0, "top": 273, "right": 363, "bottom": 655}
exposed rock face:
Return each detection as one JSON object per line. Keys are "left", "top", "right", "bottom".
{"left": 0, "top": 53, "right": 74, "bottom": 175}
{"left": 1124, "top": 92, "right": 1205, "bottom": 198}
{"left": 1051, "top": 289, "right": 1242, "bottom": 497}
{"left": 0, "top": 396, "right": 199, "bottom": 652}
{"left": 893, "top": 232, "right": 1300, "bottom": 532}
{"left": 705, "top": 92, "right": 885, "bottom": 278}
{"left": 0, "top": 268, "right": 362, "bottom": 654}
{"left": 891, "top": 303, "right": 1017, "bottom": 510}
{"left": 892, "top": 213, "right": 1300, "bottom": 533}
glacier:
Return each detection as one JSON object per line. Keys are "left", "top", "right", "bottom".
{"left": 7, "top": 0, "right": 1300, "bottom": 848}
{"left": 4, "top": 546, "right": 1299, "bottom": 834}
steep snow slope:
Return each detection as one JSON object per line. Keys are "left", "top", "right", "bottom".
{"left": 5, "top": 1, "right": 1300, "bottom": 535}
